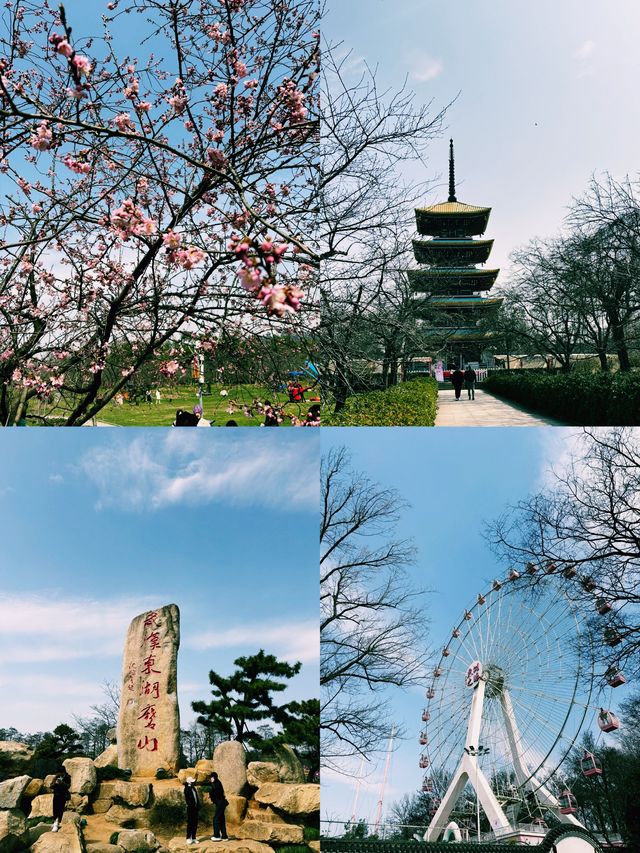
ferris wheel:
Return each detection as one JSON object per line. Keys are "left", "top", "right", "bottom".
{"left": 419, "top": 563, "right": 623, "bottom": 843}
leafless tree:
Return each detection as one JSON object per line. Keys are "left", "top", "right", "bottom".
{"left": 318, "top": 48, "right": 452, "bottom": 409}
{"left": 488, "top": 427, "right": 640, "bottom": 678}
{"left": 320, "top": 446, "right": 429, "bottom": 771}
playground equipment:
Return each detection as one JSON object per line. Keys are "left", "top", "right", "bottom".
{"left": 420, "top": 566, "right": 624, "bottom": 845}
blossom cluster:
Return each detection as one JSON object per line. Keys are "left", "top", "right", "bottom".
{"left": 110, "top": 198, "right": 157, "bottom": 240}
{"left": 229, "top": 234, "right": 303, "bottom": 317}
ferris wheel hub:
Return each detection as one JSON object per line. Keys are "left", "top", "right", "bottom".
{"left": 483, "top": 663, "right": 506, "bottom": 698}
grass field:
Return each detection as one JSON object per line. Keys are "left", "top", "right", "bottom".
{"left": 95, "top": 384, "right": 316, "bottom": 426}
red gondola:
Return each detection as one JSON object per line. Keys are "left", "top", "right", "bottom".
{"left": 422, "top": 777, "right": 434, "bottom": 793}
{"left": 419, "top": 731, "right": 428, "bottom": 745}
{"left": 419, "top": 754, "right": 429, "bottom": 769}
{"left": 426, "top": 688, "right": 435, "bottom": 699}
{"left": 442, "top": 647, "right": 450, "bottom": 657}
{"left": 509, "top": 568, "right": 520, "bottom": 581}
{"left": 477, "top": 593, "right": 486, "bottom": 605}
{"left": 563, "top": 565, "right": 577, "bottom": 579}
{"left": 597, "top": 709, "right": 620, "bottom": 733}
{"left": 605, "top": 667, "right": 626, "bottom": 688}
{"left": 492, "top": 579, "right": 503, "bottom": 590}
{"left": 526, "top": 562, "right": 538, "bottom": 574}
{"left": 421, "top": 709, "right": 430, "bottom": 722}
{"left": 581, "top": 750, "right": 602, "bottom": 777}
{"left": 452, "top": 627, "right": 461, "bottom": 638}
{"left": 545, "top": 561, "right": 557, "bottom": 574}
{"left": 596, "top": 598, "right": 612, "bottom": 615}
{"left": 581, "top": 576, "right": 597, "bottom": 592}
{"left": 464, "top": 610, "right": 472, "bottom": 621}
{"left": 559, "top": 789, "right": 577, "bottom": 814}
{"left": 604, "top": 627, "right": 622, "bottom": 647}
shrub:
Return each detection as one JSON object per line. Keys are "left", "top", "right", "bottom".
{"left": 96, "top": 765, "right": 131, "bottom": 782}
{"left": 304, "top": 827, "right": 320, "bottom": 841}
{"left": 109, "top": 832, "right": 120, "bottom": 845}
{"left": 148, "top": 801, "right": 186, "bottom": 832}
{"left": 323, "top": 378, "right": 438, "bottom": 426}
{"left": 483, "top": 371, "right": 640, "bottom": 425}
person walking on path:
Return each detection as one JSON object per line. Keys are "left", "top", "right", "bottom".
{"left": 51, "top": 769, "right": 70, "bottom": 832}
{"left": 184, "top": 776, "right": 200, "bottom": 845}
{"left": 209, "top": 772, "right": 229, "bottom": 841}
{"left": 464, "top": 365, "right": 476, "bottom": 400}
{"left": 451, "top": 367, "right": 464, "bottom": 401}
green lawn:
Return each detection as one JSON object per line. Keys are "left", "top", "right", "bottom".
{"left": 97, "top": 384, "right": 313, "bottom": 426}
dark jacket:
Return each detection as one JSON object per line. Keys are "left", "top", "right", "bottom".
{"left": 464, "top": 368, "right": 476, "bottom": 383}
{"left": 52, "top": 774, "right": 70, "bottom": 805}
{"left": 184, "top": 784, "right": 199, "bottom": 809}
{"left": 451, "top": 369, "right": 464, "bottom": 388}
{"left": 209, "top": 778, "right": 226, "bottom": 805}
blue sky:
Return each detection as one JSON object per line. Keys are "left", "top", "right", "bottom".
{"left": 0, "top": 429, "right": 319, "bottom": 733}
{"left": 325, "top": 0, "right": 640, "bottom": 277}
{"left": 319, "top": 427, "right": 627, "bottom": 831}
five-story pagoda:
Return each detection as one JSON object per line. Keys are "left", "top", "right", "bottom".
{"left": 408, "top": 140, "right": 502, "bottom": 367}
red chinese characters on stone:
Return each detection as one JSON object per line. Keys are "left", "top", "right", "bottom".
{"left": 137, "top": 736, "right": 158, "bottom": 752}
{"left": 141, "top": 680, "right": 160, "bottom": 699}
{"left": 145, "top": 630, "right": 161, "bottom": 651}
{"left": 144, "top": 611, "right": 161, "bottom": 629}
{"left": 142, "top": 654, "right": 161, "bottom": 675}
{"left": 125, "top": 662, "right": 137, "bottom": 692}
{"left": 138, "top": 705, "right": 157, "bottom": 729}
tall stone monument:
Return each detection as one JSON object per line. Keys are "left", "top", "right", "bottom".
{"left": 117, "top": 604, "right": 180, "bottom": 777}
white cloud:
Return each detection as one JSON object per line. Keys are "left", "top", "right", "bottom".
{"left": 573, "top": 40, "right": 595, "bottom": 60}
{"left": 0, "top": 592, "right": 155, "bottom": 664}
{"left": 80, "top": 434, "right": 318, "bottom": 513}
{"left": 49, "top": 473, "right": 64, "bottom": 484}
{"left": 410, "top": 54, "right": 443, "bottom": 83}
{"left": 188, "top": 620, "right": 319, "bottom": 664}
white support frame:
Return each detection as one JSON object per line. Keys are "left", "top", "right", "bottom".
{"left": 424, "top": 676, "right": 583, "bottom": 842}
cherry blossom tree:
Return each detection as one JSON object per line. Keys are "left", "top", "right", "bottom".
{"left": 0, "top": 0, "right": 318, "bottom": 424}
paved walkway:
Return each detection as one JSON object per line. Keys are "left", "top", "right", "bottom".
{"left": 435, "top": 388, "right": 565, "bottom": 427}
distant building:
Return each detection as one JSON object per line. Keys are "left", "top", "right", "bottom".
{"left": 407, "top": 140, "right": 503, "bottom": 368}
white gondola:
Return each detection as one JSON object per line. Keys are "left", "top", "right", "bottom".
{"left": 605, "top": 667, "right": 626, "bottom": 688}
{"left": 508, "top": 568, "right": 520, "bottom": 581}
{"left": 426, "top": 687, "right": 435, "bottom": 699}
{"left": 492, "top": 579, "right": 503, "bottom": 590}
{"left": 581, "top": 750, "right": 602, "bottom": 777}
{"left": 463, "top": 610, "right": 472, "bottom": 621}
{"left": 419, "top": 754, "right": 429, "bottom": 769}
{"left": 597, "top": 709, "right": 620, "bottom": 733}
{"left": 477, "top": 593, "right": 486, "bottom": 605}
{"left": 421, "top": 709, "right": 431, "bottom": 722}
{"left": 442, "top": 647, "right": 450, "bottom": 657}
{"left": 419, "top": 731, "right": 428, "bottom": 745}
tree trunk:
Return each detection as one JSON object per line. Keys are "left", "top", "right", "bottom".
{"left": 597, "top": 349, "right": 609, "bottom": 371}
{"left": 610, "top": 318, "right": 631, "bottom": 372}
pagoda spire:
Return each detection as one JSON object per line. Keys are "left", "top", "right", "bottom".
{"left": 448, "top": 138, "right": 457, "bottom": 203}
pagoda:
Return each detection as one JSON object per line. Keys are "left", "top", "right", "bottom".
{"left": 407, "top": 140, "right": 503, "bottom": 367}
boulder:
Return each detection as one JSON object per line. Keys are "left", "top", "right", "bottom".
{"left": 94, "top": 745, "right": 119, "bottom": 769}
{"left": 254, "top": 783, "right": 319, "bottom": 816}
{"left": 246, "top": 763, "right": 278, "bottom": 788}
{"left": 91, "top": 798, "right": 113, "bottom": 815}
{"left": 43, "top": 775, "right": 56, "bottom": 792}
{"left": 239, "top": 819, "right": 304, "bottom": 844}
{"left": 86, "top": 845, "right": 125, "bottom": 853}
{"left": 194, "top": 759, "right": 215, "bottom": 784}
{"left": 63, "top": 757, "right": 97, "bottom": 795}
{"left": 30, "top": 793, "right": 54, "bottom": 818}
{"left": 176, "top": 769, "right": 196, "bottom": 785}
{"left": 212, "top": 741, "right": 246, "bottom": 796}
{"left": 31, "top": 817, "right": 84, "bottom": 853}
{"left": 308, "top": 841, "right": 320, "bottom": 853}
{"left": 244, "top": 803, "right": 288, "bottom": 824}
{"left": 113, "top": 829, "right": 160, "bottom": 852}
{"left": 225, "top": 795, "right": 248, "bottom": 825}
{"left": 0, "top": 741, "right": 33, "bottom": 777}
{"left": 117, "top": 605, "right": 181, "bottom": 777}
{"left": 105, "top": 804, "right": 151, "bottom": 828}
{"left": 0, "top": 807, "right": 27, "bottom": 845}
{"left": 67, "top": 793, "right": 90, "bottom": 813}
{"left": 275, "top": 745, "right": 305, "bottom": 783}
{"left": 152, "top": 787, "right": 184, "bottom": 809}
{"left": 24, "top": 822, "right": 55, "bottom": 847}
{"left": 111, "top": 780, "right": 151, "bottom": 807}
{"left": 25, "top": 778, "right": 44, "bottom": 797}
{"left": 106, "top": 728, "right": 117, "bottom": 744}
{"left": 0, "top": 774, "right": 31, "bottom": 808}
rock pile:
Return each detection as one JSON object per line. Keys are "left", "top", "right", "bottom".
{"left": 0, "top": 740, "right": 319, "bottom": 853}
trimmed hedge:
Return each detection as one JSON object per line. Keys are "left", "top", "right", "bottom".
{"left": 483, "top": 370, "right": 640, "bottom": 425}
{"left": 324, "top": 378, "right": 438, "bottom": 426}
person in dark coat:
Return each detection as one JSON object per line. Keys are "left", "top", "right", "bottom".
{"left": 51, "top": 770, "right": 70, "bottom": 832}
{"left": 184, "top": 776, "right": 200, "bottom": 845}
{"left": 451, "top": 368, "right": 464, "bottom": 400}
{"left": 209, "top": 772, "right": 229, "bottom": 841}
{"left": 463, "top": 365, "right": 477, "bottom": 400}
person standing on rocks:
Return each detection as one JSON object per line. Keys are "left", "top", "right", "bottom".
{"left": 184, "top": 776, "right": 200, "bottom": 845}
{"left": 51, "top": 769, "right": 70, "bottom": 832}
{"left": 209, "top": 772, "right": 229, "bottom": 841}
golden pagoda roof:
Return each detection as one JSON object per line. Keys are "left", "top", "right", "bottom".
{"left": 417, "top": 201, "right": 491, "bottom": 216}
